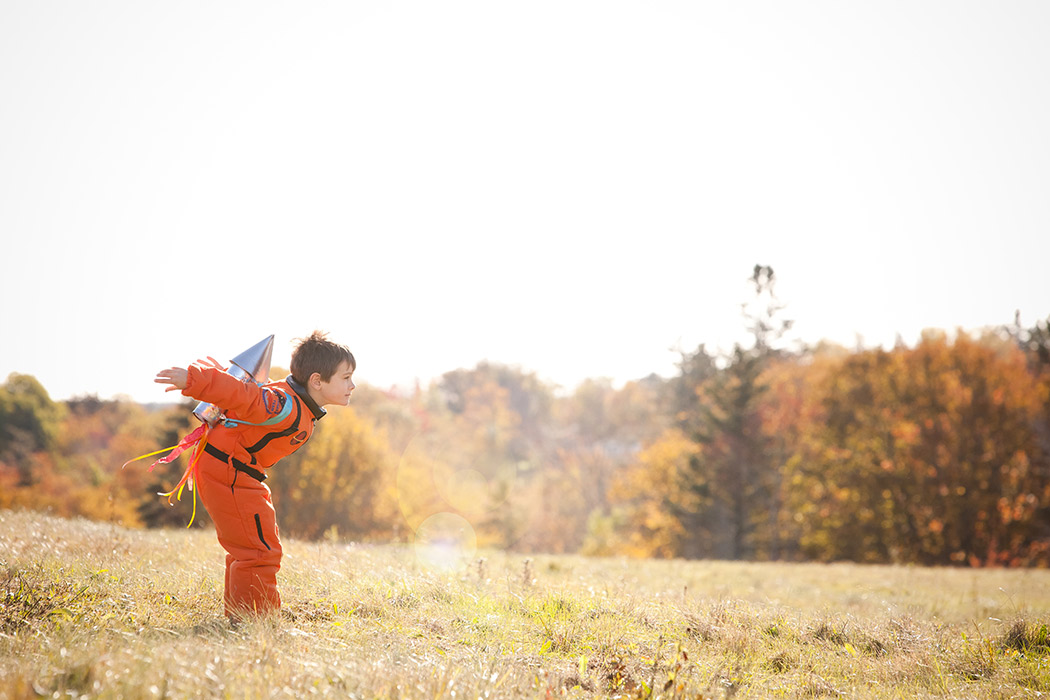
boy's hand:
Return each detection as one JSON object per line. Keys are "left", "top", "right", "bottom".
{"left": 155, "top": 367, "right": 188, "bottom": 392}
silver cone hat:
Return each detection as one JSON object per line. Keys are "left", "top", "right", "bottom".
{"left": 192, "top": 334, "right": 276, "bottom": 426}
{"left": 229, "top": 334, "right": 275, "bottom": 384}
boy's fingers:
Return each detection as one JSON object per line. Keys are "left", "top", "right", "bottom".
{"left": 154, "top": 367, "right": 187, "bottom": 389}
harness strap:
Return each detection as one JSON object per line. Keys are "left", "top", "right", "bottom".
{"left": 247, "top": 395, "right": 303, "bottom": 454}
{"left": 204, "top": 443, "right": 268, "bottom": 483}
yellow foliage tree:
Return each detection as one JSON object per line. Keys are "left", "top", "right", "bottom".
{"left": 268, "top": 406, "right": 401, "bottom": 541}
{"left": 605, "top": 429, "right": 700, "bottom": 558}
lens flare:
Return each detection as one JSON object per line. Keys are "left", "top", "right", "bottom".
{"left": 413, "top": 512, "right": 477, "bottom": 572}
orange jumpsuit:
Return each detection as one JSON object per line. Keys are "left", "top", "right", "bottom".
{"left": 179, "top": 365, "right": 326, "bottom": 619}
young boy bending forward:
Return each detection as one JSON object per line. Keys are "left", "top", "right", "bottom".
{"left": 155, "top": 331, "right": 355, "bottom": 621}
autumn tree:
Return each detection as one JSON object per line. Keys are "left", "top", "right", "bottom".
{"left": 0, "top": 373, "right": 64, "bottom": 485}
{"left": 603, "top": 427, "right": 699, "bottom": 557}
{"left": 265, "top": 404, "right": 401, "bottom": 541}
{"left": 541, "top": 376, "right": 668, "bottom": 554}
{"left": 790, "top": 331, "right": 1050, "bottom": 565}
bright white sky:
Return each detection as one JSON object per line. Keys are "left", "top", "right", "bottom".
{"left": 1, "top": 1, "right": 1048, "bottom": 403}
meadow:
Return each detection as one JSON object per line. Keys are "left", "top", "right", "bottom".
{"left": 2, "top": 509, "right": 1049, "bottom": 699}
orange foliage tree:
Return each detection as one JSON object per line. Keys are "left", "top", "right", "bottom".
{"left": 0, "top": 374, "right": 189, "bottom": 528}
{"left": 788, "top": 331, "right": 1050, "bottom": 565}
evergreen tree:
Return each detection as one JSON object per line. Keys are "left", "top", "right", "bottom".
{"left": 676, "top": 265, "right": 792, "bottom": 559}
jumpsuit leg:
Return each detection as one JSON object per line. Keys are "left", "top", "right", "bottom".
{"left": 196, "top": 456, "right": 283, "bottom": 620}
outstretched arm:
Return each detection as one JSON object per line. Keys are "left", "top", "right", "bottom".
{"left": 155, "top": 358, "right": 224, "bottom": 393}
{"left": 169, "top": 358, "right": 283, "bottom": 423}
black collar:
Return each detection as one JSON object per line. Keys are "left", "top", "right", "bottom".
{"left": 286, "top": 376, "right": 327, "bottom": 421}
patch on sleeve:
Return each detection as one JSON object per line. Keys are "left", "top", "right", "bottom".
{"left": 262, "top": 389, "right": 286, "bottom": 416}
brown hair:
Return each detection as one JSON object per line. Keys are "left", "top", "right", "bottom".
{"left": 290, "top": 331, "right": 355, "bottom": 383}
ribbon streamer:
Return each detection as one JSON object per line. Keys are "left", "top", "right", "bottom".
{"left": 122, "top": 423, "right": 211, "bottom": 527}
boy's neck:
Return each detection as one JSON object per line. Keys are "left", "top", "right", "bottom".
{"left": 307, "top": 386, "right": 327, "bottom": 407}
{"left": 286, "top": 375, "right": 327, "bottom": 419}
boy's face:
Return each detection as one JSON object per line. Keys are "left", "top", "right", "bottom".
{"left": 311, "top": 360, "right": 356, "bottom": 407}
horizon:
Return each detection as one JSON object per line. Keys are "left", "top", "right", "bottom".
{"left": 7, "top": 316, "right": 1037, "bottom": 405}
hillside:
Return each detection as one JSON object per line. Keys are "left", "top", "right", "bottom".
{"left": 2, "top": 509, "right": 1049, "bottom": 698}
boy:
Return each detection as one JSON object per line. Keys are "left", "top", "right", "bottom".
{"left": 154, "top": 331, "right": 355, "bottom": 621}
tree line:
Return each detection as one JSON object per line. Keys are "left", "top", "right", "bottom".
{"left": 2, "top": 266, "right": 1048, "bottom": 565}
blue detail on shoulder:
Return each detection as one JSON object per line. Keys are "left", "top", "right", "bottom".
{"left": 221, "top": 389, "right": 294, "bottom": 429}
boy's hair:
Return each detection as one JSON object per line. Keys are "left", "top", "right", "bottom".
{"left": 290, "top": 331, "right": 355, "bottom": 383}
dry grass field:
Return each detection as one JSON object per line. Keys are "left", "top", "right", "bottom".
{"left": 2, "top": 509, "right": 1049, "bottom": 699}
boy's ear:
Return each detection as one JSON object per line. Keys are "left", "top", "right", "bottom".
{"left": 309, "top": 371, "right": 323, "bottom": 389}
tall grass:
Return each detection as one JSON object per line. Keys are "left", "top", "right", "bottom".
{"left": 2, "top": 509, "right": 1048, "bottom": 698}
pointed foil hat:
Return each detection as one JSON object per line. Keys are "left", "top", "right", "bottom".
{"left": 192, "top": 335, "right": 276, "bottom": 426}
{"left": 229, "top": 334, "right": 275, "bottom": 384}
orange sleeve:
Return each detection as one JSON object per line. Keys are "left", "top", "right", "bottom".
{"left": 182, "top": 365, "right": 285, "bottom": 424}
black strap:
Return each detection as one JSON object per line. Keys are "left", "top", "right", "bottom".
{"left": 247, "top": 395, "right": 303, "bottom": 455}
{"left": 204, "top": 443, "right": 268, "bottom": 482}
